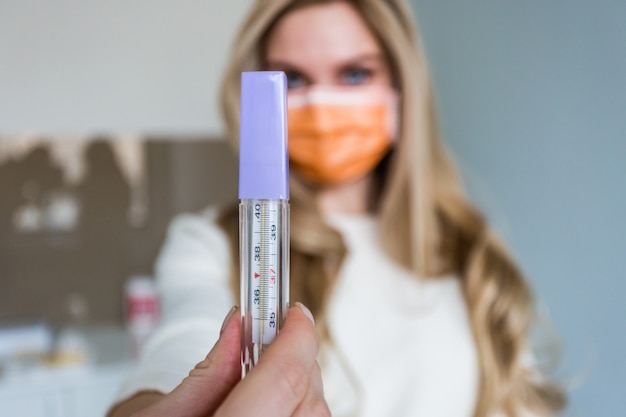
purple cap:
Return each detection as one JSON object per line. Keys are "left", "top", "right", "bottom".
{"left": 239, "top": 71, "right": 289, "bottom": 200}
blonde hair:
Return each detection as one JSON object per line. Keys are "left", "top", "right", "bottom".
{"left": 218, "top": 0, "right": 565, "bottom": 415}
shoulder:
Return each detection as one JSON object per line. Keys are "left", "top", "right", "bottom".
{"left": 155, "top": 205, "right": 236, "bottom": 285}
{"left": 161, "top": 206, "right": 230, "bottom": 255}
{"left": 165, "top": 206, "right": 226, "bottom": 243}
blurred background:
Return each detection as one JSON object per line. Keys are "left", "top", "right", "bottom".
{"left": 0, "top": 0, "right": 623, "bottom": 416}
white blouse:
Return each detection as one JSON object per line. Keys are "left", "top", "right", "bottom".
{"left": 320, "top": 213, "right": 478, "bottom": 417}
{"left": 115, "top": 208, "right": 534, "bottom": 417}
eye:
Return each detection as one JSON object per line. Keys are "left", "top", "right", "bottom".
{"left": 285, "top": 71, "right": 307, "bottom": 90}
{"left": 340, "top": 68, "right": 373, "bottom": 86}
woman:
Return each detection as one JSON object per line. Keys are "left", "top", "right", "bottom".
{"left": 110, "top": 1, "right": 565, "bottom": 416}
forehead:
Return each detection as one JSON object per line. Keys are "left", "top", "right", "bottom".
{"left": 265, "top": 2, "right": 382, "bottom": 63}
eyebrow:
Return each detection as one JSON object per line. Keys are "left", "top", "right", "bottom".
{"left": 265, "top": 52, "right": 387, "bottom": 72}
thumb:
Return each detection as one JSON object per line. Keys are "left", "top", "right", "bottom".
{"left": 135, "top": 307, "right": 241, "bottom": 417}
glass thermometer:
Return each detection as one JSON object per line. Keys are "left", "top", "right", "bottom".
{"left": 239, "top": 71, "right": 289, "bottom": 378}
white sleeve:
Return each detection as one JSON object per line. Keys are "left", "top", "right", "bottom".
{"left": 115, "top": 208, "right": 236, "bottom": 402}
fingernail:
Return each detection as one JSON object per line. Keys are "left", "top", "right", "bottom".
{"left": 295, "top": 302, "right": 315, "bottom": 325}
{"left": 220, "top": 306, "right": 238, "bottom": 335}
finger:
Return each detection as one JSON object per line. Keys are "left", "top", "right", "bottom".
{"left": 135, "top": 307, "right": 241, "bottom": 417}
{"left": 215, "top": 303, "right": 319, "bottom": 417}
{"left": 293, "top": 361, "right": 331, "bottom": 417}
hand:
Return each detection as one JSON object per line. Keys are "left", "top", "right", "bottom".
{"left": 128, "top": 303, "right": 329, "bottom": 417}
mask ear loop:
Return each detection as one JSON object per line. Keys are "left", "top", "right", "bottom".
{"left": 387, "top": 89, "right": 401, "bottom": 144}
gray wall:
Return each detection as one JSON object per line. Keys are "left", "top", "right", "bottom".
{"left": 412, "top": 1, "right": 625, "bottom": 415}
{"left": 0, "top": 0, "right": 253, "bottom": 134}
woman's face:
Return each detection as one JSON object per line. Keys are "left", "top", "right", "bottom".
{"left": 265, "top": 2, "right": 391, "bottom": 91}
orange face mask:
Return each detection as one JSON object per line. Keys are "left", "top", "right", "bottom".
{"left": 288, "top": 85, "right": 398, "bottom": 185}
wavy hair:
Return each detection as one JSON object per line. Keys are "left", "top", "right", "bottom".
{"left": 218, "top": 0, "right": 565, "bottom": 415}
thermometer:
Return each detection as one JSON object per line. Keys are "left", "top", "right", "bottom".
{"left": 239, "top": 71, "right": 289, "bottom": 377}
